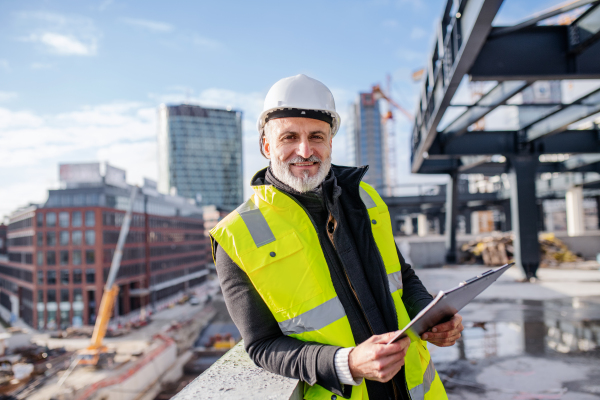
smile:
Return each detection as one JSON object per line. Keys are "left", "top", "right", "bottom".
{"left": 291, "top": 162, "right": 319, "bottom": 167}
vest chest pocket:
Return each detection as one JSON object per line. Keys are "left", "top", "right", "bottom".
{"left": 239, "top": 231, "right": 323, "bottom": 316}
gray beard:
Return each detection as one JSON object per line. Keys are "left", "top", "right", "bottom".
{"left": 271, "top": 155, "right": 331, "bottom": 193}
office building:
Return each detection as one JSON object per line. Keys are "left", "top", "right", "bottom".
{"left": 158, "top": 104, "right": 243, "bottom": 209}
{"left": 0, "top": 224, "right": 6, "bottom": 256}
{"left": 2, "top": 163, "right": 210, "bottom": 330}
{"left": 347, "top": 93, "right": 387, "bottom": 191}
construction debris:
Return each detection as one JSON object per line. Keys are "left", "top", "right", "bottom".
{"left": 461, "top": 233, "right": 584, "bottom": 267}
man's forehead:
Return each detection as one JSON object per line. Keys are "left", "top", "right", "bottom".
{"left": 269, "top": 117, "right": 331, "bottom": 133}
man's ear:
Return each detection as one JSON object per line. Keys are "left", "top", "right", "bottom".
{"left": 262, "top": 135, "right": 271, "bottom": 159}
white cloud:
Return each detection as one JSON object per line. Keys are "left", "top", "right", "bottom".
{"left": 28, "top": 32, "right": 97, "bottom": 55}
{"left": 0, "top": 92, "right": 18, "bottom": 102}
{"left": 121, "top": 17, "right": 173, "bottom": 32}
{"left": 0, "top": 59, "right": 10, "bottom": 71}
{"left": 17, "top": 11, "right": 100, "bottom": 56}
{"left": 0, "top": 85, "right": 267, "bottom": 218}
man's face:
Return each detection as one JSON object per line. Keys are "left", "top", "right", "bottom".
{"left": 263, "top": 117, "right": 333, "bottom": 192}
{"left": 263, "top": 117, "right": 332, "bottom": 177}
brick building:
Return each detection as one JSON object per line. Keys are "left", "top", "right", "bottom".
{"left": 2, "top": 163, "right": 210, "bottom": 330}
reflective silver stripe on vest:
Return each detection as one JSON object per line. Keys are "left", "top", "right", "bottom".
{"left": 387, "top": 270, "right": 403, "bottom": 293}
{"left": 408, "top": 359, "right": 436, "bottom": 400}
{"left": 236, "top": 199, "right": 276, "bottom": 248}
{"left": 278, "top": 296, "right": 346, "bottom": 335}
{"left": 359, "top": 186, "right": 377, "bottom": 209}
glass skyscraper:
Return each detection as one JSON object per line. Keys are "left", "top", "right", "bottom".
{"left": 158, "top": 104, "right": 243, "bottom": 210}
{"left": 347, "top": 93, "right": 386, "bottom": 191}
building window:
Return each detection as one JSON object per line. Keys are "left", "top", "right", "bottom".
{"left": 72, "top": 231, "right": 82, "bottom": 245}
{"left": 86, "top": 269, "right": 95, "bottom": 284}
{"left": 37, "top": 232, "right": 44, "bottom": 247}
{"left": 46, "top": 251, "right": 56, "bottom": 266}
{"left": 73, "top": 288, "right": 82, "bottom": 302}
{"left": 47, "top": 270, "right": 57, "bottom": 285}
{"left": 72, "top": 211, "right": 82, "bottom": 227}
{"left": 60, "top": 288, "right": 69, "bottom": 303}
{"left": 59, "top": 212, "right": 69, "bottom": 227}
{"left": 37, "top": 213, "right": 44, "bottom": 228}
{"left": 46, "top": 212, "right": 56, "bottom": 227}
{"left": 73, "top": 269, "right": 82, "bottom": 284}
{"left": 37, "top": 271, "right": 44, "bottom": 285}
{"left": 85, "top": 231, "right": 95, "bottom": 246}
{"left": 60, "top": 269, "right": 69, "bottom": 284}
{"left": 73, "top": 250, "right": 82, "bottom": 266}
{"left": 46, "top": 232, "right": 56, "bottom": 246}
{"left": 37, "top": 251, "right": 44, "bottom": 266}
{"left": 59, "top": 250, "right": 69, "bottom": 266}
{"left": 47, "top": 289, "right": 56, "bottom": 303}
{"left": 85, "top": 250, "right": 95, "bottom": 265}
{"left": 85, "top": 211, "right": 95, "bottom": 227}
{"left": 60, "top": 231, "right": 69, "bottom": 246}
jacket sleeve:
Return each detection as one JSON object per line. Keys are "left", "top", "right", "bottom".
{"left": 396, "top": 244, "right": 434, "bottom": 320}
{"left": 214, "top": 242, "right": 352, "bottom": 398}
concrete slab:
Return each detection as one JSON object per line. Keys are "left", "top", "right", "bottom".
{"left": 415, "top": 265, "right": 600, "bottom": 399}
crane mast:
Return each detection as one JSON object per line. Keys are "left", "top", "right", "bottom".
{"left": 79, "top": 186, "right": 139, "bottom": 366}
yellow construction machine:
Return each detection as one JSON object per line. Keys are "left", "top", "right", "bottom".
{"left": 78, "top": 187, "right": 138, "bottom": 368}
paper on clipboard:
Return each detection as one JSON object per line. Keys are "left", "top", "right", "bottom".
{"left": 387, "top": 263, "right": 514, "bottom": 345}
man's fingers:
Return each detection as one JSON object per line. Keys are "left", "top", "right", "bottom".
{"left": 372, "top": 331, "right": 407, "bottom": 344}
{"left": 428, "top": 333, "right": 462, "bottom": 347}
{"left": 430, "top": 314, "right": 462, "bottom": 333}
{"left": 369, "top": 349, "right": 409, "bottom": 382}
{"left": 372, "top": 339, "right": 410, "bottom": 359}
{"left": 422, "top": 326, "right": 463, "bottom": 340}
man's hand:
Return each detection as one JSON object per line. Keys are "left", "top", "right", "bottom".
{"left": 348, "top": 332, "right": 411, "bottom": 382}
{"left": 421, "top": 314, "right": 463, "bottom": 347}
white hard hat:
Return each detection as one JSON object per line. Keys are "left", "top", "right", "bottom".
{"left": 257, "top": 74, "right": 341, "bottom": 138}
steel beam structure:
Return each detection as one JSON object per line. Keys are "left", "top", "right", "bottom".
{"left": 569, "top": 2, "right": 600, "bottom": 55}
{"left": 490, "top": 0, "right": 598, "bottom": 38}
{"left": 563, "top": 154, "right": 600, "bottom": 170}
{"left": 470, "top": 25, "right": 600, "bottom": 81}
{"left": 445, "top": 172, "right": 459, "bottom": 263}
{"left": 411, "top": 0, "right": 504, "bottom": 173}
{"left": 442, "top": 81, "right": 529, "bottom": 135}
{"left": 508, "top": 156, "right": 540, "bottom": 279}
{"left": 428, "top": 129, "right": 600, "bottom": 157}
{"left": 526, "top": 89, "right": 600, "bottom": 141}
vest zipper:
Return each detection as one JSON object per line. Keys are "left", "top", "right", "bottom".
{"left": 278, "top": 189, "right": 401, "bottom": 400}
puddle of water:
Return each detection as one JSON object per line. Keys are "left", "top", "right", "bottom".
{"left": 429, "top": 297, "right": 600, "bottom": 364}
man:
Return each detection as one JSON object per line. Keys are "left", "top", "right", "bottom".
{"left": 210, "top": 74, "right": 463, "bottom": 400}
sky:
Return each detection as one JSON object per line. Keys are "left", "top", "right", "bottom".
{"left": 0, "top": 0, "right": 568, "bottom": 220}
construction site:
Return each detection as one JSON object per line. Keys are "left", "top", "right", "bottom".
{"left": 0, "top": 0, "right": 599, "bottom": 399}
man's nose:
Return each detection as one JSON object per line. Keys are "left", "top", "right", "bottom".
{"left": 296, "top": 137, "right": 313, "bottom": 159}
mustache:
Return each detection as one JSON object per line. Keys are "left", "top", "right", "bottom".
{"left": 286, "top": 155, "right": 322, "bottom": 165}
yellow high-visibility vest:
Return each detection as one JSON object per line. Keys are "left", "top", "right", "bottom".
{"left": 210, "top": 179, "right": 447, "bottom": 400}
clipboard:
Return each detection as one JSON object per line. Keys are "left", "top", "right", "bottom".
{"left": 387, "top": 263, "right": 514, "bottom": 344}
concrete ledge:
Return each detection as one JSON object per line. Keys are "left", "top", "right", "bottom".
{"left": 171, "top": 341, "right": 303, "bottom": 400}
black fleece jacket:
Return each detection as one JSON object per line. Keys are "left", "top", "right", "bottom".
{"left": 213, "top": 165, "right": 433, "bottom": 399}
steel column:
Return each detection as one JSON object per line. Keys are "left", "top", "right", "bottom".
{"left": 445, "top": 172, "right": 459, "bottom": 264}
{"left": 508, "top": 156, "right": 540, "bottom": 279}
{"left": 597, "top": 196, "right": 600, "bottom": 230}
